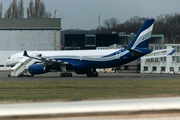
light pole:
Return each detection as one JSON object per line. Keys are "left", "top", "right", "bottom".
{"left": 173, "top": 35, "right": 179, "bottom": 43}
{"left": 54, "top": 10, "right": 57, "bottom": 18}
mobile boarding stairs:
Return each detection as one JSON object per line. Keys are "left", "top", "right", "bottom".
{"left": 9, "top": 55, "right": 39, "bottom": 77}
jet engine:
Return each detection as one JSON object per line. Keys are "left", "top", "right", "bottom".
{"left": 28, "top": 64, "right": 50, "bottom": 75}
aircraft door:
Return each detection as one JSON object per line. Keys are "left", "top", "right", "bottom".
{"left": 79, "top": 54, "right": 83, "bottom": 61}
{"left": 116, "top": 51, "right": 121, "bottom": 59}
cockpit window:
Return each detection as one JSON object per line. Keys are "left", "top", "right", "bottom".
{"left": 8, "top": 57, "right": 11, "bottom": 59}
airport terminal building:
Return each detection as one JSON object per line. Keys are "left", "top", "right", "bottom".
{"left": 0, "top": 18, "right": 61, "bottom": 70}
{"left": 141, "top": 44, "right": 180, "bottom": 74}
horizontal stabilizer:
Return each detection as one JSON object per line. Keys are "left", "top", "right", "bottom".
{"left": 142, "top": 50, "right": 176, "bottom": 59}
{"left": 126, "top": 48, "right": 142, "bottom": 56}
{"left": 168, "top": 50, "right": 175, "bottom": 55}
{"left": 151, "top": 48, "right": 174, "bottom": 54}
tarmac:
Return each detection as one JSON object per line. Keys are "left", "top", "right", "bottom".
{"left": 0, "top": 71, "right": 180, "bottom": 81}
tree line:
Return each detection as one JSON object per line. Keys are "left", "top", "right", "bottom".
{"left": 96, "top": 14, "right": 180, "bottom": 43}
{"left": 0, "top": 0, "right": 51, "bottom": 18}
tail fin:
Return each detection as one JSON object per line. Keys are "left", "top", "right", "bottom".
{"left": 23, "top": 50, "right": 29, "bottom": 57}
{"left": 126, "top": 19, "right": 154, "bottom": 49}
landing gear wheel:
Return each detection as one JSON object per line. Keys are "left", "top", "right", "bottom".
{"left": 91, "top": 73, "right": 94, "bottom": 77}
{"left": 60, "top": 72, "right": 72, "bottom": 77}
{"left": 86, "top": 73, "right": 91, "bottom": 77}
{"left": 94, "top": 72, "right": 99, "bottom": 77}
{"left": 60, "top": 73, "right": 64, "bottom": 77}
{"left": 8, "top": 74, "right": 11, "bottom": 77}
{"left": 86, "top": 72, "right": 99, "bottom": 77}
{"left": 64, "top": 73, "right": 68, "bottom": 77}
{"left": 30, "top": 74, "right": 34, "bottom": 77}
{"left": 68, "top": 73, "right": 72, "bottom": 77}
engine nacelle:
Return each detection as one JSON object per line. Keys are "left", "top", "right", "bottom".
{"left": 75, "top": 69, "right": 91, "bottom": 74}
{"left": 28, "top": 64, "right": 50, "bottom": 75}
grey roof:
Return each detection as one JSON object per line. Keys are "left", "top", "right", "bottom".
{"left": 0, "top": 18, "right": 61, "bottom": 30}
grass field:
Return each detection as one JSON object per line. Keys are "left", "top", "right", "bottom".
{"left": 0, "top": 79, "right": 180, "bottom": 101}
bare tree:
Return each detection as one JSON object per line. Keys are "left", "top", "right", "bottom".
{"left": 104, "top": 18, "right": 119, "bottom": 29}
{"left": 27, "top": 0, "right": 52, "bottom": 18}
{"left": 4, "top": 0, "right": 24, "bottom": 18}
{"left": 0, "top": 2, "right": 3, "bottom": 18}
{"left": 11, "top": 0, "right": 18, "bottom": 18}
{"left": 18, "top": 0, "right": 24, "bottom": 18}
{"left": 44, "top": 11, "right": 52, "bottom": 18}
{"left": 27, "top": 0, "right": 34, "bottom": 18}
{"left": 4, "top": 4, "right": 12, "bottom": 18}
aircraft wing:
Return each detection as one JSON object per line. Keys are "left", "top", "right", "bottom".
{"left": 23, "top": 50, "right": 68, "bottom": 65}
{"left": 126, "top": 48, "right": 142, "bottom": 56}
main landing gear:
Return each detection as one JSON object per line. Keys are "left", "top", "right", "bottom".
{"left": 86, "top": 72, "right": 99, "bottom": 77}
{"left": 60, "top": 72, "right": 72, "bottom": 77}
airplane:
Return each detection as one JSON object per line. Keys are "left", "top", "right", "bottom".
{"left": 6, "top": 19, "right": 155, "bottom": 77}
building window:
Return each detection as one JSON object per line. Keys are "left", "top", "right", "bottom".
{"left": 85, "top": 35, "right": 96, "bottom": 47}
{"left": 161, "top": 67, "right": 165, "bottom": 71}
{"left": 146, "top": 59, "right": 150, "bottom": 62}
{"left": 155, "top": 58, "right": 158, "bottom": 62}
{"left": 172, "top": 56, "right": 176, "bottom": 62}
{"left": 177, "top": 46, "right": 180, "bottom": 52}
{"left": 144, "top": 66, "right": 148, "bottom": 71}
{"left": 155, "top": 46, "right": 158, "bottom": 50}
{"left": 151, "top": 58, "right": 154, "bottom": 62}
{"left": 170, "top": 67, "right": 174, "bottom": 71}
{"left": 159, "top": 46, "right": 163, "bottom": 49}
{"left": 124, "top": 65, "right": 129, "bottom": 70}
{"left": 160, "top": 57, "right": 164, "bottom": 61}
{"left": 152, "top": 66, "right": 156, "bottom": 71}
{"left": 178, "top": 67, "right": 180, "bottom": 71}
{"left": 0, "top": 65, "right": 4, "bottom": 67}
{"left": 177, "top": 56, "right": 180, "bottom": 62}
{"left": 164, "top": 57, "right": 166, "bottom": 61}
{"left": 172, "top": 46, "right": 177, "bottom": 51}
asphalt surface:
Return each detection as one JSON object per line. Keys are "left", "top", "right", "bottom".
{"left": 0, "top": 71, "right": 180, "bottom": 81}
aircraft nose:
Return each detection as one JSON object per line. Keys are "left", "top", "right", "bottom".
{"left": 6, "top": 59, "right": 10, "bottom": 65}
{"left": 6, "top": 57, "right": 11, "bottom": 66}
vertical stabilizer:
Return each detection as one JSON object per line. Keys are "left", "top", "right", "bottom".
{"left": 126, "top": 19, "right": 154, "bottom": 49}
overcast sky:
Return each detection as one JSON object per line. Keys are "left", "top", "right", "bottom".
{"left": 2, "top": 0, "right": 180, "bottom": 30}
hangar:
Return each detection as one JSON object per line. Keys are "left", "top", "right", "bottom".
{"left": 0, "top": 18, "right": 61, "bottom": 70}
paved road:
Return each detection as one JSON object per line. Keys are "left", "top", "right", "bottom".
{"left": 0, "top": 71, "right": 180, "bottom": 81}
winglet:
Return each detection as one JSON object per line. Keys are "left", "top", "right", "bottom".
{"left": 168, "top": 50, "right": 175, "bottom": 55}
{"left": 23, "top": 50, "right": 29, "bottom": 57}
